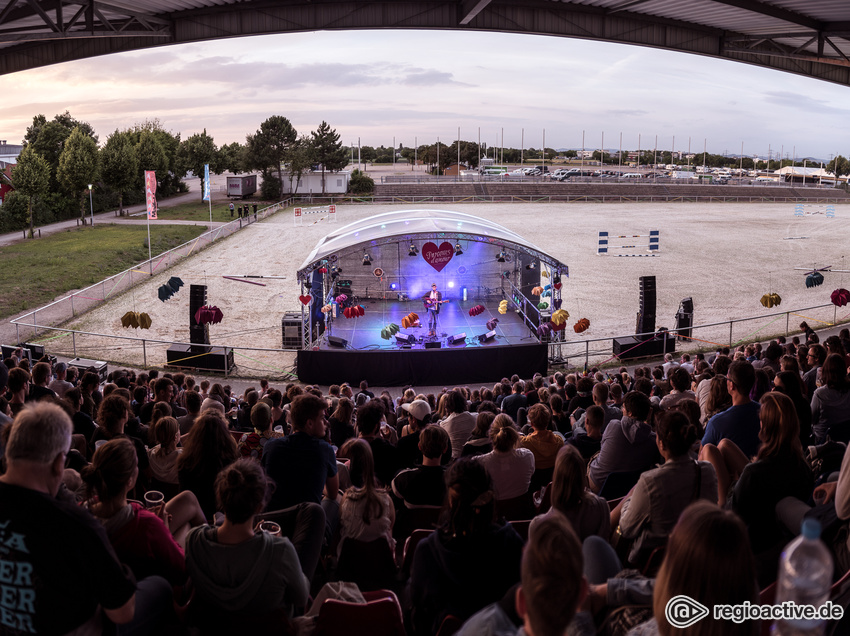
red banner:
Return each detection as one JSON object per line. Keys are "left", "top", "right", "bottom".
{"left": 145, "top": 171, "right": 157, "bottom": 220}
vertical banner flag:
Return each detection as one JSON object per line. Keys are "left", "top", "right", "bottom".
{"left": 145, "top": 171, "right": 158, "bottom": 220}
{"left": 203, "top": 164, "right": 210, "bottom": 202}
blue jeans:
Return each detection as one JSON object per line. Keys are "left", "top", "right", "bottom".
{"left": 428, "top": 309, "right": 438, "bottom": 331}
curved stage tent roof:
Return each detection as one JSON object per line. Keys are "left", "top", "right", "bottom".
{"left": 297, "top": 209, "right": 569, "bottom": 281}
{"left": 2, "top": 1, "right": 850, "bottom": 86}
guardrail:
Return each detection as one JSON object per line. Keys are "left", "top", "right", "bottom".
{"left": 9, "top": 199, "right": 293, "bottom": 345}
{"left": 295, "top": 194, "right": 849, "bottom": 204}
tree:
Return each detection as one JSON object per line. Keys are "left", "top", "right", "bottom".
{"left": 57, "top": 126, "right": 99, "bottom": 223}
{"left": 179, "top": 129, "right": 219, "bottom": 199}
{"left": 100, "top": 130, "right": 138, "bottom": 216}
{"left": 128, "top": 120, "right": 182, "bottom": 197}
{"left": 284, "top": 136, "right": 315, "bottom": 195}
{"left": 348, "top": 169, "right": 375, "bottom": 195}
{"left": 136, "top": 129, "right": 169, "bottom": 183}
{"left": 831, "top": 155, "right": 850, "bottom": 178}
{"left": 11, "top": 145, "right": 50, "bottom": 237}
{"left": 246, "top": 116, "right": 297, "bottom": 198}
{"left": 219, "top": 142, "right": 247, "bottom": 174}
{"left": 310, "top": 121, "right": 348, "bottom": 194}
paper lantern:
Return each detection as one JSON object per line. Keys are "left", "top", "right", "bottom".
{"left": 551, "top": 320, "right": 566, "bottom": 332}
{"left": 806, "top": 272, "right": 824, "bottom": 288}
{"left": 468, "top": 304, "right": 485, "bottom": 317}
{"left": 573, "top": 318, "right": 590, "bottom": 333}
{"left": 759, "top": 293, "right": 782, "bottom": 308}
{"left": 531, "top": 286, "right": 544, "bottom": 296}
{"left": 551, "top": 309, "right": 570, "bottom": 326}
{"left": 537, "top": 323, "right": 552, "bottom": 338}
{"left": 554, "top": 299, "right": 562, "bottom": 310}
{"left": 831, "top": 288, "right": 850, "bottom": 307}
{"left": 486, "top": 318, "right": 500, "bottom": 331}
{"left": 537, "top": 302, "right": 549, "bottom": 310}
{"left": 195, "top": 306, "right": 223, "bottom": 325}
{"left": 498, "top": 300, "right": 509, "bottom": 315}
{"left": 121, "top": 311, "right": 152, "bottom": 329}
{"left": 335, "top": 294, "right": 348, "bottom": 305}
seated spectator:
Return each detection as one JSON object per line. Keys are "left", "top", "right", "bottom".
{"left": 65, "top": 387, "right": 96, "bottom": 442}
{"left": 549, "top": 394, "right": 570, "bottom": 434}
{"left": 462, "top": 410, "right": 496, "bottom": 457}
{"left": 147, "top": 416, "right": 182, "bottom": 486}
{"left": 338, "top": 439, "right": 395, "bottom": 556}
{"left": 476, "top": 415, "right": 535, "bottom": 502}
{"left": 574, "top": 381, "right": 620, "bottom": 430}
{"left": 27, "top": 361, "right": 57, "bottom": 402}
{"left": 393, "top": 425, "right": 450, "bottom": 509}
{"left": 810, "top": 353, "right": 850, "bottom": 443}
{"left": 328, "top": 396, "right": 355, "bottom": 448}
{"left": 409, "top": 458, "right": 524, "bottom": 636}
{"left": 0, "top": 403, "right": 145, "bottom": 634}
{"left": 397, "top": 398, "right": 433, "bottom": 467}
{"left": 588, "top": 391, "right": 658, "bottom": 494}
{"left": 48, "top": 361, "right": 73, "bottom": 398}
{"left": 750, "top": 368, "right": 772, "bottom": 402}
{"left": 177, "top": 389, "right": 201, "bottom": 436}
{"left": 178, "top": 410, "right": 239, "bottom": 520}
{"left": 235, "top": 389, "right": 258, "bottom": 431}
{"left": 186, "top": 459, "right": 309, "bottom": 620}
{"left": 357, "top": 399, "right": 400, "bottom": 486}
{"left": 7, "top": 367, "right": 30, "bottom": 416}
{"left": 725, "top": 392, "right": 814, "bottom": 563}
{"left": 537, "top": 445, "right": 610, "bottom": 541}
{"left": 91, "top": 394, "right": 151, "bottom": 486}
{"left": 456, "top": 512, "right": 589, "bottom": 636}
{"left": 701, "top": 360, "right": 761, "bottom": 458}
{"left": 702, "top": 374, "right": 732, "bottom": 427}
{"left": 565, "top": 405, "right": 603, "bottom": 462}
{"left": 773, "top": 370, "right": 813, "bottom": 447}
{"left": 612, "top": 411, "right": 718, "bottom": 566}
{"left": 440, "top": 389, "right": 477, "bottom": 458}
{"left": 237, "top": 402, "right": 284, "bottom": 461}
{"left": 519, "top": 403, "right": 564, "bottom": 492}
{"left": 658, "top": 367, "right": 695, "bottom": 410}
{"left": 82, "top": 437, "right": 204, "bottom": 585}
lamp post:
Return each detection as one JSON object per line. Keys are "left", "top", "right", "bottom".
{"left": 88, "top": 184, "right": 93, "bottom": 226}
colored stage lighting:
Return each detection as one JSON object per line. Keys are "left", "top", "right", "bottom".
{"left": 497, "top": 250, "right": 507, "bottom": 263}
{"left": 408, "top": 244, "right": 418, "bottom": 256}
{"left": 390, "top": 282, "right": 398, "bottom": 290}
{"left": 362, "top": 253, "right": 372, "bottom": 266}
{"left": 447, "top": 281, "right": 455, "bottom": 288}
{"left": 455, "top": 243, "right": 463, "bottom": 255}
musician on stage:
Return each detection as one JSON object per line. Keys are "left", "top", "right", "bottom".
{"left": 423, "top": 283, "right": 444, "bottom": 336}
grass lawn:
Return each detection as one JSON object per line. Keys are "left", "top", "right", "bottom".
{"left": 150, "top": 198, "right": 277, "bottom": 222}
{"left": 0, "top": 224, "right": 208, "bottom": 319}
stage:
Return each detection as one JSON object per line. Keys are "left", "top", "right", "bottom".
{"left": 296, "top": 296, "right": 549, "bottom": 386}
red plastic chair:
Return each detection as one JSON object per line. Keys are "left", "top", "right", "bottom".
{"left": 400, "top": 528, "right": 433, "bottom": 580}
{"left": 337, "top": 537, "right": 397, "bottom": 592}
{"left": 313, "top": 589, "right": 406, "bottom": 636}
{"left": 436, "top": 614, "right": 464, "bottom": 636}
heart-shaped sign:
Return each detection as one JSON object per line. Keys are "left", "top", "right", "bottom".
{"left": 421, "top": 241, "right": 454, "bottom": 272}
{"left": 299, "top": 295, "right": 312, "bottom": 305}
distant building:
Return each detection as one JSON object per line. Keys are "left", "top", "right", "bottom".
{"left": 577, "top": 150, "right": 594, "bottom": 159}
{"left": 443, "top": 163, "right": 469, "bottom": 176}
{"left": 0, "top": 140, "right": 22, "bottom": 166}
{"left": 775, "top": 165, "right": 843, "bottom": 185}
{"left": 281, "top": 170, "right": 351, "bottom": 195}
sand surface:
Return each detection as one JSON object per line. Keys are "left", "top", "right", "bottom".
{"left": 52, "top": 201, "right": 850, "bottom": 377}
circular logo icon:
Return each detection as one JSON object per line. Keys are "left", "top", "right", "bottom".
{"left": 665, "top": 595, "right": 709, "bottom": 629}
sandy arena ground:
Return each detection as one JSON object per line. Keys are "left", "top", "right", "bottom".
{"left": 53, "top": 201, "right": 850, "bottom": 378}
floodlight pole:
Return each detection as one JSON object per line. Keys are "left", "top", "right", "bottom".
{"left": 88, "top": 184, "right": 93, "bottom": 226}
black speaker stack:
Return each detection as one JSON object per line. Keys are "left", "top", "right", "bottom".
{"left": 189, "top": 285, "right": 210, "bottom": 352}
{"left": 675, "top": 297, "right": 694, "bottom": 340}
{"left": 635, "top": 276, "right": 656, "bottom": 336}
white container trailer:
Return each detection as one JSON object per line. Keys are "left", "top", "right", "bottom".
{"left": 227, "top": 174, "right": 257, "bottom": 198}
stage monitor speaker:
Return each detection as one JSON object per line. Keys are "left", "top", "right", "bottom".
{"left": 395, "top": 332, "right": 415, "bottom": 344}
{"left": 612, "top": 334, "right": 675, "bottom": 360}
{"left": 478, "top": 330, "right": 497, "bottom": 343}
{"left": 424, "top": 341, "right": 442, "bottom": 349}
{"left": 447, "top": 333, "right": 466, "bottom": 345}
{"left": 328, "top": 336, "right": 348, "bottom": 348}
{"left": 1, "top": 345, "right": 31, "bottom": 364}
{"left": 675, "top": 310, "right": 692, "bottom": 340}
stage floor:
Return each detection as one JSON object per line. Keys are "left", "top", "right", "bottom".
{"left": 321, "top": 297, "right": 540, "bottom": 351}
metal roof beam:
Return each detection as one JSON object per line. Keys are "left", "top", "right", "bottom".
{"left": 458, "top": 0, "right": 491, "bottom": 25}
{"left": 708, "top": 0, "right": 821, "bottom": 31}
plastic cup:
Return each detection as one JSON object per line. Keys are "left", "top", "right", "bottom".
{"left": 144, "top": 490, "right": 164, "bottom": 509}
{"left": 258, "top": 521, "right": 281, "bottom": 536}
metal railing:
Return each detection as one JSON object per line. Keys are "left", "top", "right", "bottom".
{"left": 9, "top": 199, "right": 292, "bottom": 345}
{"left": 294, "top": 194, "right": 849, "bottom": 205}
{"left": 547, "top": 302, "right": 850, "bottom": 370}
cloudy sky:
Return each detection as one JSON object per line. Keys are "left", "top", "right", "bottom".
{"left": 1, "top": 29, "right": 849, "bottom": 161}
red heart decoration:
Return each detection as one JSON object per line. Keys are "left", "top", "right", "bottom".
{"left": 553, "top": 283, "right": 562, "bottom": 290}
{"left": 421, "top": 241, "right": 454, "bottom": 272}
{"left": 299, "top": 295, "right": 312, "bottom": 305}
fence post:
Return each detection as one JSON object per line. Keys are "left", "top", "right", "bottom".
{"left": 142, "top": 340, "right": 147, "bottom": 368}
{"left": 835, "top": 304, "right": 838, "bottom": 326}
{"left": 72, "top": 332, "right": 76, "bottom": 358}
{"left": 102, "top": 281, "right": 106, "bottom": 301}
{"left": 786, "top": 312, "right": 790, "bottom": 337}
{"left": 729, "top": 321, "right": 733, "bottom": 347}
{"left": 585, "top": 341, "right": 590, "bottom": 370}
{"left": 71, "top": 294, "right": 75, "bottom": 317}
{"left": 33, "top": 310, "right": 37, "bottom": 336}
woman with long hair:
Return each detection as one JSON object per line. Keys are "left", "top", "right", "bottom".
{"left": 811, "top": 352, "right": 850, "bottom": 443}
{"left": 338, "top": 439, "right": 395, "bottom": 555}
{"left": 409, "top": 458, "right": 523, "bottom": 636}
{"left": 702, "top": 374, "right": 731, "bottom": 426}
{"left": 328, "top": 396, "right": 355, "bottom": 448}
{"left": 178, "top": 410, "right": 239, "bottom": 519}
{"left": 462, "top": 410, "right": 495, "bottom": 457}
{"left": 148, "top": 416, "right": 181, "bottom": 487}
{"left": 537, "top": 444, "right": 609, "bottom": 540}
{"left": 185, "top": 459, "right": 309, "bottom": 621}
{"left": 81, "top": 438, "right": 204, "bottom": 585}
{"left": 723, "top": 392, "right": 814, "bottom": 562}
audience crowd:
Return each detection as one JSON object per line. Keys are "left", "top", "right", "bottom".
{"left": 1, "top": 327, "right": 850, "bottom": 635}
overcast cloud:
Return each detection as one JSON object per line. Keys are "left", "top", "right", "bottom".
{"left": 1, "top": 29, "right": 848, "bottom": 160}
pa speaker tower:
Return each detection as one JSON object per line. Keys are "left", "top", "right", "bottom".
{"left": 635, "top": 276, "right": 656, "bottom": 336}
{"left": 189, "top": 285, "right": 210, "bottom": 352}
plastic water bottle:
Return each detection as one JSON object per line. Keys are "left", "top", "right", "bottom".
{"left": 772, "top": 518, "right": 833, "bottom": 636}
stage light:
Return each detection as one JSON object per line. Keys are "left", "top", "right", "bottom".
{"left": 497, "top": 250, "right": 507, "bottom": 263}
{"left": 462, "top": 286, "right": 468, "bottom": 301}
{"left": 526, "top": 262, "right": 536, "bottom": 270}
{"left": 478, "top": 330, "right": 496, "bottom": 343}
{"left": 303, "top": 281, "right": 312, "bottom": 290}
{"left": 447, "top": 281, "right": 455, "bottom": 289}
{"left": 362, "top": 253, "right": 372, "bottom": 266}
{"left": 455, "top": 243, "right": 463, "bottom": 256}
{"left": 408, "top": 243, "right": 418, "bottom": 256}
{"left": 390, "top": 282, "right": 398, "bottom": 290}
